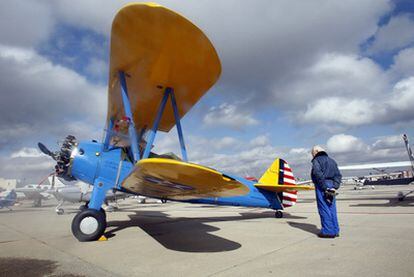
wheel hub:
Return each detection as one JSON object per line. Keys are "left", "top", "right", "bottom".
{"left": 79, "top": 216, "right": 98, "bottom": 235}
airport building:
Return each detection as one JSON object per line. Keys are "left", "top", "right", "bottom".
{"left": 0, "top": 178, "right": 18, "bottom": 191}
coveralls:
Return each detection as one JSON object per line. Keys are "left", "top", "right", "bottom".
{"left": 311, "top": 151, "right": 342, "bottom": 236}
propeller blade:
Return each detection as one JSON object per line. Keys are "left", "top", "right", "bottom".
{"left": 38, "top": 142, "right": 55, "bottom": 159}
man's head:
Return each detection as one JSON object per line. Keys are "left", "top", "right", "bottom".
{"left": 311, "top": 145, "right": 325, "bottom": 158}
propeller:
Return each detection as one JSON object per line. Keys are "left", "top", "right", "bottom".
{"left": 38, "top": 142, "right": 56, "bottom": 160}
{"left": 37, "top": 135, "right": 78, "bottom": 181}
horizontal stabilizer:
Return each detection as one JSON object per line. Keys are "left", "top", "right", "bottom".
{"left": 255, "top": 184, "right": 314, "bottom": 192}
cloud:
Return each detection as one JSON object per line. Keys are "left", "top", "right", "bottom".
{"left": 0, "top": 0, "right": 54, "bottom": 47}
{"left": 10, "top": 147, "right": 43, "bottom": 158}
{"left": 368, "top": 14, "right": 414, "bottom": 54}
{"left": 275, "top": 52, "right": 388, "bottom": 104}
{"left": 203, "top": 103, "right": 258, "bottom": 129}
{"left": 0, "top": 44, "right": 106, "bottom": 149}
{"left": 0, "top": 155, "right": 54, "bottom": 183}
{"left": 390, "top": 47, "right": 414, "bottom": 79}
{"left": 285, "top": 53, "right": 414, "bottom": 127}
{"left": 373, "top": 135, "right": 405, "bottom": 149}
{"left": 388, "top": 77, "right": 414, "bottom": 116}
{"left": 325, "top": 134, "right": 409, "bottom": 168}
{"left": 85, "top": 57, "right": 108, "bottom": 81}
{"left": 327, "top": 134, "right": 367, "bottom": 153}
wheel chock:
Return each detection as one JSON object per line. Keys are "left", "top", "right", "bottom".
{"left": 98, "top": 235, "right": 108, "bottom": 241}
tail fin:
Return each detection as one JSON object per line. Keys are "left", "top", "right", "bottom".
{"left": 255, "top": 158, "right": 313, "bottom": 207}
{"left": 258, "top": 158, "right": 296, "bottom": 186}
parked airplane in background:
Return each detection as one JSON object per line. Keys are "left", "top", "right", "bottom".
{"left": 339, "top": 134, "right": 414, "bottom": 200}
{"left": 0, "top": 190, "right": 17, "bottom": 210}
{"left": 49, "top": 176, "right": 127, "bottom": 215}
{"left": 38, "top": 3, "right": 313, "bottom": 242}
{"left": 15, "top": 174, "right": 64, "bottom": 207}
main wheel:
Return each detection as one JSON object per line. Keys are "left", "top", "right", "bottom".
{"left": 275, "top": 210, "right": 283, "bottom": 218}
{"left": 71, "top": 209, "right": 106, "bottom": 242}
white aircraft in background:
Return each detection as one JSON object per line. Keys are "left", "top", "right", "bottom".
{"left": 15, "top": 174, "right": 65, "bottom": 207}
{"left": 339, "top": 134, "right": 414, "bottom": 200}
{"left": 48, "top": 175, "right": 128, "bottom": 215}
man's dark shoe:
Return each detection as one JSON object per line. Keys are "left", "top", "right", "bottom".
{"left": 317, "top": 233, "right": 336, "bottom": 238}
{"left": 335, "top": 234, "right": 340, "bottom": 237}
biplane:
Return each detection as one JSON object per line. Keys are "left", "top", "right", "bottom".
{"left": 38, "top": 3, "right": 313, "bottom": 241}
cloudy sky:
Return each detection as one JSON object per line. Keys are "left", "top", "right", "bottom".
{"left": 1, "top": 0, "right": 413, "bottom": 183}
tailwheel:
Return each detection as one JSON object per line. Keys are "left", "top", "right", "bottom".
{"left": 71, "top": 209, "right": 106, "bottom": 242}
{"left": 275, "top": 210, "right": 283, "bottom": 218}
{"left": 397, "top": 191, "right": 405, "bottom": 201}
{"left": 56, "top": 208, "right": 64, "bottom": 215}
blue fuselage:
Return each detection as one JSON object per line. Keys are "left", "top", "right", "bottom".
{"left": 70, "top": 141, "right": 283, "bottom": 211}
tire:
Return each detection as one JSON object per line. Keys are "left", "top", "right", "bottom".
{"left": 71, "top": 209, "right": 106, "bottom": 242}
{"left": 275, "top": 210, "right": 283, "bottom": 218}
{"left": 161, "top": 199, "right": 167, "bottom": 203}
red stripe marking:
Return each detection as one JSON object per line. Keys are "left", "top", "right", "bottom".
{"left": 284, "top": 175, "right": 295, "bottom": 180}
{"left": 283, "top": 196, "right": 298, "bottom": 202}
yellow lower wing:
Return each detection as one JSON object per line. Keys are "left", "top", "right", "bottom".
{"left": 255, "top": 184, "right": 314, "bottom": 193}
{"left": 122, "top": 158, "right": 249, "bottom": 200}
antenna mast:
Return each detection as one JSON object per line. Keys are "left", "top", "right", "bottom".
{"left": 402, "top": 134, "right": 414, "bottom": 173}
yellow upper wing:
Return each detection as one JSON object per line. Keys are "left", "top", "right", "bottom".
{"left": 121, "top": 158, "right": 249, "bottom": 200}
{"left": 107, "top": 3, "right": 221, "bottom": 132}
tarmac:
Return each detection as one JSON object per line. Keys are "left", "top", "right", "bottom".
{"left": 0, "top": 184, "right": 413, "bottom": 277}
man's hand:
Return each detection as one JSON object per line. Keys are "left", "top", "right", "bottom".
{"left": 324, "top": 188, "right": 338, "bottom": 204}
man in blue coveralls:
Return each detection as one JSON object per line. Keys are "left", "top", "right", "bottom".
{"left": 311, "top": 145, "right": 342, "bottom": 238}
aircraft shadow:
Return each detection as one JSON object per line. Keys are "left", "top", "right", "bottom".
{"left": 287, "top": 221, "right": 319, "bottom": 236}
{"left": 106, "top": 211, "right": 306, "bottom": 253}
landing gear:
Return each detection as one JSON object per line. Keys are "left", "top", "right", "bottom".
{"left": 56, "top": 200, "right": 64, "bottom": 215}
{"left": 79, "top": 201, "right": 89, "bottom": 211}
{"left": 275, "top": 210, "right": 283, "bottom": 218}
{"left": 33, "top": 198, "right": 42, "bottom": 207}
{"left": 71, "top": 209, "right": 106, "bottom": 242}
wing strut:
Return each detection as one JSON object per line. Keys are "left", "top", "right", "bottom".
{"left": 170, "top": 89, "right": 188, "bottom": 161}
{"left": 142, "top": 87, "right": 188, "bottom": 161}
{"left": 119, "top": 71, "right": 140, "bottom": 162}
{"left": 103, "top": 72, "right": 189, "bottom": 163}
